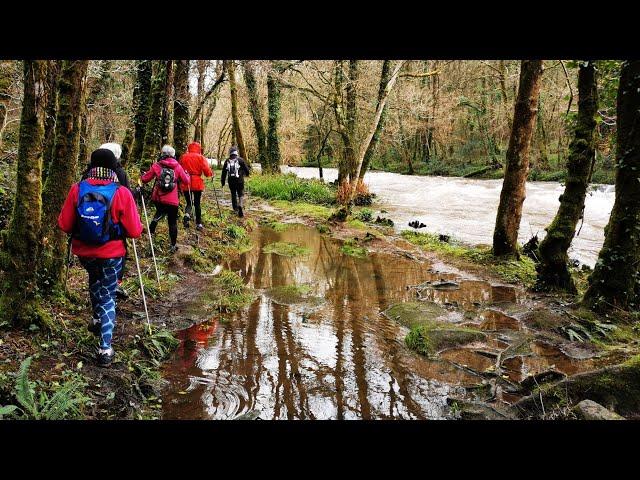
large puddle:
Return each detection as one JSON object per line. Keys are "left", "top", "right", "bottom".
{"left": 282, "top": 166, "right": 614, "bottom": 267}
{"left": 163, "top": 224, "right": 559, "bottom": 419}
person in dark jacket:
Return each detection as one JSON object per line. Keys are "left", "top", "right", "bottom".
{"left": 81, "top": 143, "right": 131, "bottom": 299}
{"left": 221, "top": 146, "right": 250, "bottom": 217}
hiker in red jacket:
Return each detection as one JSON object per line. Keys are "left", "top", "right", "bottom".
{"left": 58, "top": 148, "right": 143, "bottom": 367}
{"left": 140, "top": 145, "right": 190, "bottom": 253}
{"left": 179, "top": 141, "right": 213, "bottom": 231}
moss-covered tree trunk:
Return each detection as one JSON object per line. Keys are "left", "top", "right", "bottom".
{"left": 141, "top": 61, "right": 168, "bottom": 170}
{"left": 42, "top": 60, "right": 60, "bottom": 179}
{"left": 0, "top": 60, "right": 47, "bottom": 327}
{"left": 193, "top": 60, "right": 206, "bottom": 145}
{"left": 493, "top": 60, "right": 543, "bottom": 256}
{"left": 266, "top": 62, "right": 282, "bottom": 174}
{"left": 127, "top": 60, "right": 152, "bottom": 165}
{"left": 39, "top": 60, "right": 88, "bottom": 291}
{"left": 359, "top": 60, "right": 391, "bottom": 182}
{"left": 160, "top": 60, "right": 173, "bottom": 146}
{"left": 0, "top": 60, "right": 14, "bottom": 151}
{"left": 226, "top": 60, "right": 248, "bottom": 161}
{"left": 536, "top": 61, "right": 598, "bottom": 292}
{"left": 583, "top": 60, "right": 640, "bottom": 312}
{"left": 242, "top": 60, "right": 267, "bottom": 168}
{"left": 173, "top": 60, "right": 190, "bottom": 159}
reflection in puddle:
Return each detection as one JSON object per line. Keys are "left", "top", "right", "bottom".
{"left": 162, "top": 225, "right": 511, "bottom": 419}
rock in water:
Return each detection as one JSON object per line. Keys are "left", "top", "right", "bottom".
{"left": 573, "top": 400, "right": 625, "bottom": 420}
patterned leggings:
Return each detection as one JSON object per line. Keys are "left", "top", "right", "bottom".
{"left": 80, "top": 257, "right": 123, "bottom": 349}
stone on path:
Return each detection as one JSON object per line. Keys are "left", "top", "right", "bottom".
{"left": 573, "top": 399, "right": 625, "bottom": 420}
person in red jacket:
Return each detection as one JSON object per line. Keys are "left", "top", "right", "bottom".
{"left": 179, "top": 141, "right": 213, "bottom": 231}
{"left": 140, "top": 145, "right": 190, "bottom": 253}
{"left": 58, "top": 148, "right": 143, "bottom": 367}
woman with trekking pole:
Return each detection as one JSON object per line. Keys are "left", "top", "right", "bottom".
{"left": 57, "top": 148, "right": 143, "bottom": 367}
{"left": 139, "top": 145, "right": 190, "bottom": 254}
{"left": 178, "top": 141, "right": 213, "bottom": 231}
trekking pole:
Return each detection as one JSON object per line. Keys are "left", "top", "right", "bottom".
{"left": 210, "top": 176, "right": 223, "bottom": 220}
{"left": 137, "top": 180, "right": 161, "bottom": 290}
{"left": 63, "top": 235, "right": 72, "bottom": 295}
{"left": 131, "top": 238, "right": 152, "bottom": 335}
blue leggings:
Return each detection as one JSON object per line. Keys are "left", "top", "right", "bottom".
{"left": 80, "top": 257, "right": 123, "bottom": 349}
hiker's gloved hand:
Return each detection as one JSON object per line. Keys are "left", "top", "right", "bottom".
{"left": 133, "top": 186, "right": 143, "bottom": 203}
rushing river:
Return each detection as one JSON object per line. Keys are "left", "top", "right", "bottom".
{"left": 282, "top": 166, "right": 615, "bottom": 268}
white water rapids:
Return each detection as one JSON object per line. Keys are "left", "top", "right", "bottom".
{"left": 281, "top": 166, "right": 615, "bottom": 267}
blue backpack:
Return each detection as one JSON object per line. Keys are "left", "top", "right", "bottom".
{"left": 75, "top": 180, "right": 122, "bottom": 244}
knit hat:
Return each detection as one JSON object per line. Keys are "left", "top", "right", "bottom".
{"left": 229, "top": 146, "right": 239, "bottom": 156}
{"left": 90, "top": 148, "right": 118, "bottom": 170}
{"left": 99, "top": 142, "right": 122, "bottom": 160}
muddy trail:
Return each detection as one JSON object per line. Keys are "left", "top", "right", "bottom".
{"left": 160, "top": 219, "right": 628, "bottom": 420}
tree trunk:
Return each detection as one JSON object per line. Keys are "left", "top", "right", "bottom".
{"left": 346, "top": 60, "right": 359, "bottom": 181}
{"left": 536, "top": 61, "right": 598, "bottom": 292}
{"left": 583, "top": 60, "right": 640, "bottom": 312}
{"left": 242, "top": 60, "right": 267, "bottom": 168}
{"left": 492, "top": 60, "right": 543, "bottom": 256}
{"left": 141, "top": 61, "right": 168, "bottom": 170}
{"left": 42, "top": 60, "right": 61, "bottom": 179}
{"left": 0, "top": 61, "right": 14, "bottom": 151}
{"left": 173, "top": 59, "right": 190, "bottom": 159}
{"left": 193, "top": 60, "right": 206, "bottom": 145}
{"left": 160, "top": 60, "right": 173, "bottom": 146}
{"left": 39, "top": 60, "right": 88, "bottom": 291}
{"left": 126, "top": 60, "right": 152, "bottom": 165}
{"left": 0, "top": 60, "right": 47, "bottom": 327}
{"left": 359, "top": 60, "right": 391, "bottom": 181}
{"left": 266, "top": 62, "right": 282, "bottom": 173}
{"left": 226, "top": 60, "right": 248, "bottom": 161}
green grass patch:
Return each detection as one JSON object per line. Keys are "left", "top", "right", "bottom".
{"left": 346, "top": 219, "right": 367, "bottom": 230}
{"left": 266, "top": 284, "right": 324, "bottom": 307}
{"left": 405, "top": 323, "right": 486, "bottom": 357}
{"left": 199, "top": 269, "right": 256, "bottom": 314}
{"left": 402, "top": 231, "right": 536, "bottom": 287}
{"left": 271, "top": 200, "right": 333, "bottom": 221}
{"left": 340, "top": 239, "right": 368, "bottom": 258}
{"left": 263, "top": 241, "right": 311, "bottom": 257}
{"left": 246, "top": 173, "right": 335, "bottom": 204}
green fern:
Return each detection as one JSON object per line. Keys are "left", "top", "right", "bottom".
{"left": 15, "top": 356, "right": 38, "bottom": 418}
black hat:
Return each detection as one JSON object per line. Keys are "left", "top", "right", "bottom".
{"left": 90, "top": 148, "right": 118, "bottom": 170}
{"left": 229, "top": 146, "right": 239, "bottom": 156}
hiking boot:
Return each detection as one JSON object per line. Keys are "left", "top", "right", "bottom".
{"left": 169, "top": 245, "right": 178, "bottom": 254}
{"left": 88, "top": 318, "right": 101, "bottom": 336}
{"left": 96, "top": 347, "right": 114, "bottom": 367}
{"left": 238, "top": 207, "right": 244, "bottom": 218}
{"left": 183, "top": 215, "right": 190, "bottom": 229}
{"left": 196, "top": 223, "right": 204, "bottom": 231}
{"left": 116, "top": 282, "right": 128, "bottom": 299}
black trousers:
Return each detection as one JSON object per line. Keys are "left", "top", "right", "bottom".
{"left": 183, "top": 190, "right": 203, "bottom": 225}
{"left": 149, "top": 202, "right": 179, "bottom": 246}
{"left": 228, "top": 181, "right": 244, "bottom": 211}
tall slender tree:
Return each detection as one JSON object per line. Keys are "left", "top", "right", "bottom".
{"left": 160, "top": 60, "right": 174, "bottom": 145}
{"left": 536, "top": 61, "right": 598, "bottom": 291}
{"left": 345, "top": 60, "right": 359, "bottom": 181}
{"left": 125, "top": 60, "right": 152, "bottom": 165}
{"left": 42, "top": 60, "right": 61, "bottom": 178}
{"left": 226, "top": 60, "right": 248, "bottom": 161}
{"left": 141, "top": 61, "right": 168, "bottom": 169}
{"left": 493, "top": 60, "right": 544, "bottom": 256}
{"left": 359, "top": 60, "right": 391, "bottom": 181}
{"left": 173, "top": 59, "right": 190, "bottom": 159}
{"left": 0, "top": 60, "right": 14, "bottom": 150}
{"left": 0, "top": 60, "right": 47, "bottom": 326}
{"left": 583, "top": 60, "right": 640, "bottom": 312}
{"left": 266, "top": 62, "right": 282, "bottom": 173}
{"left": 40, "top": 60, "right": 89, "bottom": 290}
{"left": 242, "top": 60, "right": 267, "bottom": 168}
